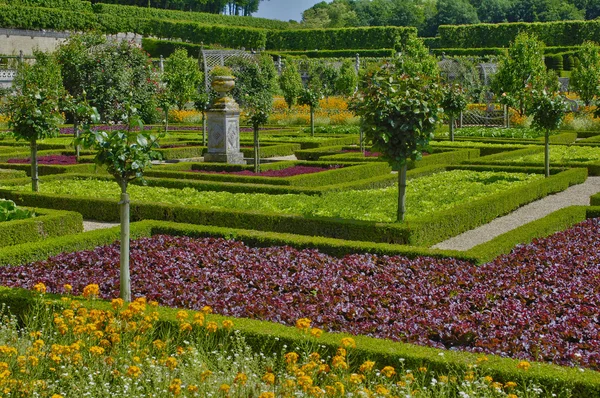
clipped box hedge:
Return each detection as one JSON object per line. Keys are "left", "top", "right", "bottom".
{"left": 1, "top": 273, "right": 599, "bottom": 396}
{"left": 267, "top": 49, "right": 395, "bottom": 59}
{"left": 0, "top": 169, "right": 27, "bottom": 180}
{"left": 0, "top": 208, "right": 83, "bottom": 248}
{"left": 240, "top": 143, "right": 301, "bottom": 158}
{"left": 0, "top": 168, "right": 585, "bottom": 246}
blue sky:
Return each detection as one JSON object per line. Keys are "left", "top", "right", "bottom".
{"left": 254, "top": 0, "right": 331, "bottom": 22}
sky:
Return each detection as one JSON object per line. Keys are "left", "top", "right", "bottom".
{"left": 254, "top": 0, "right": 331, "bottom": 22}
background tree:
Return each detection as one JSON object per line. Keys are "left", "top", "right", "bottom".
{"left": 8, "top": 51, "right": 64, "bottom": 192}
{"left": 491, "top": 32, "right": 547, "bottom": 116}
{"left": 279, "top": 61, "right": 303, "bottom": 109}
{"left": 193, "top": 84, "right": 210, "bottom": 146}
{"left": 335, "top": 60, "right": 359, "bottom": 97}
{"left": 352, "top": 38, "right": 442, "bottom": 222}
{"left": 77, "top": 103, "right": 162, "bottom": 302}
{"left": 298, "top": 88, "right": 322, "bottom": 137}
{"left": 571, "top": 41, "right": 600, "bottom": 106}
{"left": 163, "top": 48, "right": 203, "bottom": 110}
{"left": 441, "top": 83, "right": 468, "bottom": 141}
{"left": 528, "top": 88, "right": 568, "bottom": 177}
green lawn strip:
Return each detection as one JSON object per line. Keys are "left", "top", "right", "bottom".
{"left": 0, "top": 286, "right": 598, "bottom": 395}
{"left": 465, "top": 206, "right": 592, "bottom": 264}
{"left": 429, "top": 141, "right": 530, "bottom": 156}
{"left": 0, "top": 208, "right": 83, "bottom": 248}
{"left": 295, "top": 145, "right": 346, "bottom": 160}
{"left": 438, "top": 132, "right": 578, "bottom": 146}
{"left": 0, "top": 168, "right": 585, "bottom": 246}
{"left": 0, "top": 162, "right": 104, "bottom": 177}
{"left": 577, "top": 135, "right": 600, "bottom": 143}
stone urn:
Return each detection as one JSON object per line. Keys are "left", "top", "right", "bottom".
{"left": 210, "top": 75, "right": 238, "bottom": 110}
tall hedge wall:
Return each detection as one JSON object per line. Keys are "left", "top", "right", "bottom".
{"left": 92, "top": 3, "right": 291, "bottom": 30}
{"left": 266, "top": 26, "right": 417, "bottom": 51}
{"left": 439, "top": 21, "right": 600, "bottom": 48}
{"left": 0, "top": 5, "right": 99, "bottom": 32}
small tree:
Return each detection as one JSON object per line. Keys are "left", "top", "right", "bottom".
{"left": 193, "top": 89, "right": 210, "bottom": 146}
{"left": 440, "top": 83, "right": 467, "bottom": 141}
{"left": 163, "top": 48, "right": 203, "bottom": 110}
{"left": 528, "top": 88, "right": 569, "bottom": 177}
{"left": 335, "top": 59, "right": 359, "bottom": 97}
{"left": 571, "top": 41, "right": 600, "bottom": 106}
{"left": 77, "top": 103, "right": 162, "bottom": 302}
{"left": 279, "top": 61, "right": 303, "bottom": 109}
{"left": 298, "top": 87, "right": 322, "bottom": 137}
{"left": 8, "top": 51, "right": 64, "bottom": 192}
{"left": 353, "top": 38, "right": 441, "bottom": 222}
{"left": 491, "top": 32, "right": 546, "bottom": 116}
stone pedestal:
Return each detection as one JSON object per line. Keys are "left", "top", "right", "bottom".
{"left": 204, "top": 75, "right": 245, "bottom": 164}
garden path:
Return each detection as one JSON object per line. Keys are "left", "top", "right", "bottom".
{"left": 83, "top": 221, "right": 118, "bottom": 232}
{"left": 432, "top": 176, "right": 600, "bottom": 251}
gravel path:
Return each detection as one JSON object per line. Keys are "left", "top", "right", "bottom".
{"left": 432, "top": 176, "right": 600, "bottom": 251}
{"left": 83, "top": 221, "right": 119, "bottom": 232}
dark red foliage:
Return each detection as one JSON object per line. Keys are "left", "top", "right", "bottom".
{"left": 191, "top": 165, "right": 342, "bottom": 177}
{"left": 7, "top": 155, "right": 78, "bottom": 165}
{"left": 2, "top": 219, "right": 600, "bottom": 369}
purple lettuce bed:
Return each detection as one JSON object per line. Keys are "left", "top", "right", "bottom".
{"left": 7, "top": 155, "right": 79, "bottom": 165}
{"left": 1, "top": 219, "right": 600, "bottom": 370}
{"left": 190, "top": 165, "right": 342, "bottom": 177}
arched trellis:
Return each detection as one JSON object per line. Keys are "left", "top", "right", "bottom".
{"left": 478, "top": 63, "right": 498, "bottom": 86}
{"left": 438, "top": 57, "right": 461, "bottom": 82}
{"left": 199, "top": 49, "right": 258, "bottom": 91}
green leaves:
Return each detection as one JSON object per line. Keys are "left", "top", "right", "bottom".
{"left": 0, "top": 199, "right": 34, "bottom": 222}
{"left": 529, "top": 89, "right": 569, "bottom": 132}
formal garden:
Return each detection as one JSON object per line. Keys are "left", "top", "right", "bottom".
{"left": 2, "top": 1, "right": 600, "bottom": 396}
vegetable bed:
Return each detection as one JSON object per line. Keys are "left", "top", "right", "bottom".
{"left": 3, "top": 218, "right": 600, "bottom": 370}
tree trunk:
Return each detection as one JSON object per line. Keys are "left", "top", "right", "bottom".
{"left": 30, "top": 140, "right": 38, "bottom": 192}
{"left": 310, "top": 107, "right": 315, "bottom": 137}
{"left": 359, "top": 127, "right": 365, "bottom": 154}
{"left": 449, "top": 115, "right": 455, "bottom": 142}
{"left": 164, "top": 106, "right": 169, "bottom": 133}
{"left": 74, "top": 117, "right": 80, "bottom": 161}
{"left": 119, "top": 181, "right": 131, "bottom": 302}
{"left": 397, "top": 164, "right": 407, "bottom": 222}
{"left": 545, "top": 129, "right": 550, "bottom": 178}
{"left": 202, "top": 112, "right": 206, "bottom": 146}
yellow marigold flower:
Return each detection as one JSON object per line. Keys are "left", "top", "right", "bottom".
{"left": 340, "top": 337, "right": 356, "bottom": 349}
{"left": 219, "top": 384, "right": 230, "bottom": 393}
{"left": 168, "top": 378, "right": 182, "bottom": 395}
{"left": 28, "top": 356, "right": 39, "bottom": 366}
{"left": 484, "top": 375, "right": 493, "bottom": 383}
{"left": 99, "top": 339, "right": 111, "bottom": 348}
{"left": 309, "top": 352, "right": 320, "bottom": 361}
{"left": 132, "top": 356, "right": 141, "bottom": 363}
{"left": 505, "top": 381, "right": 518, "bottom": 388}
{"left": 259, "top": 393, "right": 275, "bottom": 398}
{"left": 517, "top": 361, "right": 531, "bottom": 371}
{"left": 234, "top": 372, "right": 248, "bottom": 385}
{"left": 492, "top": 382, "right": 503, "bottom": 389}
{"left": 325, "top": 386, "right": 336, "bottom": 395}
{"left": 179, "top": 322, "right": 192, "bottom": 332}
{"left": 336, "top": 347, "right": 347, "bottom": 357}
{"left": 375, "top": 385, "right": 390, "bottom": 395}
{"left": 296, "top": 317, "right": 311, "bottom": 330}
{"left": 439, "top": 375, "right": 448, "bottom": 383}
{"left": 309, "top": 328, "right": 323, "bottom": 338}
{"left": 507, "top": 395, "right": 518, "bottom": 398}
{"left": 176, "top": 311, "right": 188, "bottom": 321}
{"left": 297, "top": 375, "right": 313, "bottom": 389}
{"left": 50, "top": 354, "right": 61, "bottom": 363}
{"left": 334, "top": 382, "right": 345, "bottom": 394}
{"left": 381, "top": 366, "right": 396, "bottom": 378}
{"left": 349, "top": 373, "right": 364, "bottom": 384}
{"left": 222, "top": 320, "right": 234, "bottom": 329}
{"left": 464, "top": 371, "right": 475, "bottom": 381}
{"left": 89, "top": 346, "right": 104, "bottom": 356}
{"left": 29, "top": 331, "right": 42, "bottom": 338}
{"left": 153, "top": 339, "right": 166, "bottom": 350}
{"left": 32, "top": 339, "right": 45, "bottom": 350}
{"left": 126, "top": 365, "right": 142, "bottom": 378}
{"left": 477, "top": 355, "right": 489, "bottom": 363}
{"left": 187, "top": 385, "right": 199, "bottom": 393}
{"left": 319, "top": 364, "right": 330, "bottom": 373}
{"left": 200, "top": 370, "right": 213, "bottom": 381}
{"left": 51, "top": 395, "right": 64, "bottom": 398}
{"left": 149, "top": 300, "right": 159, "bottom": 307}
{"left": 111, "top": 298, "right": 124, "bottom": 310}
{"left": 33, "top": 283, "right": 46, "bottom": 294}
{"left": 284, "top": 379, "right": 296, "bottom": 389}
{"left": 165, "top": 356, "right": 178, "bottom": 370}
{"left": 201, "top": 306, "right": 212, "bottom": 314}
{"left": 331, "top": 355, "right": 348, "bottom": 370}
{"left": 63, "top": 284, "right": 72, "bottom": 293}
{"left": 262, "top": 372, "right": 275, "bottom": 385}
{"left": 359, "top": 360, "right": 375, "bottom": 373}
{"left": 82, "top": 284, "right": 100, "bottom": 299}
{"left": 285, "top": 352, "right": 299, "bottom": 364}
{"left": 105, "top": 357, "right": 114, "bottom": 366}
{"left": 205, "top": 321, "right": 218, "bottom": 333}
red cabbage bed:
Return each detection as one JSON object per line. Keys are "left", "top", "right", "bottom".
{"left": 190, "top": 165, "right": 342, "bottom": 177}
{"left": 7, "top": 155, "right": 79, "bottom": 165}
{"left": 1, "top": 219, "right": 600, "bottom": 370}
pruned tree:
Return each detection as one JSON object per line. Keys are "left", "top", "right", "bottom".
{"left": 571, "top": 41, "right": 600, "bottom": 106}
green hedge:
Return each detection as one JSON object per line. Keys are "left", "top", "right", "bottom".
{"left": 544, "top": 54, "right": 563, "bottom": 71}
{"left": 267, "top": 49, "right": 395, "bottom": 59}
{"left": 295, "top": 145, "right": 345, "bottom": 161}
{"left": 422, "top": 37, "right": 441, "bottom": 49}
{"left": 2, "top": 286, "right": 599, "bottom": 396}
{"left": 431, "top": 47, "right": 507, "bottom": 57}
{"left": 578, "top": 135, "right": 600, "bottom": 143}
{"left": 240, "top": 143, "right": 301, "bottom": 158}
{"left": 155, "top": 146, "right": 205, "bottom": 161}
{"left": 0, "top": 162, "right": 101, "bottom": 176}
{"left": 11, "top": 0, "right": 93, "bottom": 13}
{"left": 439, "top": 20, "right": 600, "bottom": 48}
{"left": 142, "top": 38, "right": 204, "bottom": 58}
{"left": 0, "top": 168, "right": 27, "bottom": 179}
{"left": 92, "top": 2, "right": 291, "bottom": 30}
{"left": 591, "top": 192, "right": 600, "bottom": 206}
{"left": 0, "top": 208, "right": 83, "bottom": 248}
{"left": 466, "top": 206, "right": 589, "bottom": 264}
{"left": 266, "top": 26, "right": 416, "bottom": 51}
{"left": 0, "top": 168, "right": 585, "bottom": 246}
{"left": 260, "top": 135, "right": 358, "bottom": 149}
{"left": 0, "top": 5, "right": 99, "bottom": 31}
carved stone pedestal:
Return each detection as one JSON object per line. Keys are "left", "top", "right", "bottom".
{"left": 204, "top": 75, "right": 245, "bottom": 164}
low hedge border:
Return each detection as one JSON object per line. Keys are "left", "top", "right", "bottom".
{"left": 0, "top": 285, "right": 599, "bottom": 395}
{"left": 446, "top": 132, "right": 577, "bottom": 146}
{"left": 319, "top": 148, "right": 480, "bottom": 170}
{"left": 0, "top": 168, "right": 27, "bottom": 179}
{"left": 591, "top": 192, "right": 600, "bottom": 206}
{"left": 259, "top": 135, "right": 358, "bottom": 149}
{"left": 578, "top": 135, "right": 600, "bottom": 143}
{"left": 465, "top": 206, "right": 591, "bottom": 264}
{"left": 429, "top": 141, "right": 530, "bottom": 156}
{"left": 0, "top": 168, "right": 585, "bottom": 246}
{"left": 0, "top": 162, "right": 103, "bottom": 176}
{"left": 295, "top": 145, "right": 345, "bottom": 161}
{"left": 156, "top": 146, "right": 205, "bottom": 160}
{"left": 240, "top": 143, "right": 302, "bottom": 158}
{"left": 575, "top": 131, "right": 600, "bottom": 139}
{"left": 0, "top": 208, "right": 83, "bottom": 248}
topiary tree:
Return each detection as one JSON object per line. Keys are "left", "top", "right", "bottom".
{"left": 298, "top": 87, "right": 322, "bottom": 137}
{"left": 491, "top": 32, "right": 547, "bottom": 116}
{"left": 352, "top": 38, "right": 442, "bottom": 222}
{"left": 77, "top": 102, "right": 162, "bottom": 302}
{"left": 571, "top": 41, "right": 600, "bottom": 106}
{"left": 279, "top": 60, "right": 303, "bottom": 109}
{"left": 528, "top": 87, "right": 569, "bottom": 177}
{"left": 8, "top": 51, "right": 64, "bottom": 192}
{"left": 440, "top": 83, "right": 467, "bottom": 141}
{"left": 335, "top": 59, "right": 359, "bottom": 97}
